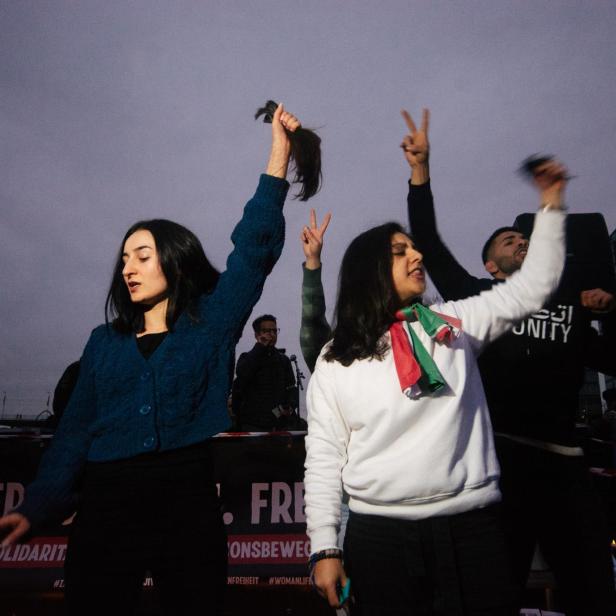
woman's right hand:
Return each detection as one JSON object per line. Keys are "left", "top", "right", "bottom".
{"left": 0, "top": 512, "right": 31, "bottom": 548}
{"left": 313, "top": 557, "right": 348, "bottom": 608}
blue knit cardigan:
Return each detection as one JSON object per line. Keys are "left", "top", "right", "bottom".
{"left": 19, "top": 174, "right": 289, "bottom": 528}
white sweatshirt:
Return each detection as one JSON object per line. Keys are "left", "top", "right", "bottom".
{"left": 305, "top": 209, "right": 565, "bottom": 553}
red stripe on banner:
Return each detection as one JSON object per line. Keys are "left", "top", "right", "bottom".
{"left": 0, "top": 536, "right": 67, "bottom": 568}
{"left": 227, "top": 533, "right": 310, "bottom": 565}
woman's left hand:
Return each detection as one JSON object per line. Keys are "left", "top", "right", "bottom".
{"left": 266, "top": 103, "right": 301, "bottom": 179}
{"left": 532, "top": 158, "right": 568, "bottom": 209}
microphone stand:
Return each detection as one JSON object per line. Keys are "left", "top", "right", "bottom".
{"left": 289, "top": 355, "right": 306, "bottom": 418}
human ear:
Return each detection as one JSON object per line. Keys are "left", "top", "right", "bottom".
{"left": 484, "top": 260, "right": 498, "bottom": 276}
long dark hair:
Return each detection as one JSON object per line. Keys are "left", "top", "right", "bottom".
{"left": 324, "top": 222, "right": 407, "bottom": 366}
{"left": 105, "top": 219, "right": 220, "bottom": 334}
{"left": 255, "top": 100, "right": 322, "bottom": 201}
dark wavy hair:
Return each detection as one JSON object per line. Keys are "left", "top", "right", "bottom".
{"left": 105, "top": 219, "right": 220, "bottom": 334}
{"left": 324, "top": 222, "right": 408, "bottom": 366}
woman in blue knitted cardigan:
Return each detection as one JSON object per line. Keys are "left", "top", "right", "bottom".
{"left": 0, "top": 104, "right": 300, "bottom": 614}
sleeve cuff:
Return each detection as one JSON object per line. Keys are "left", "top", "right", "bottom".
{"left": 408, "top": 178, "right": 431, "bottom": 194}
{"left": 258, "top": 174, "right": 290, "bottom": 205}
{"left": 302, "top": 263, "right": 323, "bottom": 285}
{"left": 309, "top": 525, "right": 340, "bottom": 554}
{"left": 533, "top": 207, "right": 567, "bottom": 235}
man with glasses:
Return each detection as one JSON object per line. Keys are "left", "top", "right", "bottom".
{"left": 232, "top": 314, "right": 298, "bottom": 431}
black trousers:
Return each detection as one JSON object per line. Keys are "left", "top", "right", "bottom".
{"left": 497, "top": 436, "right": 616, "bottom": 616}
{"left": 64, "top": 444, "right": 227, "bottom": 616}
{"left": 343, "top": 506, "right": 517, "bottom": 615}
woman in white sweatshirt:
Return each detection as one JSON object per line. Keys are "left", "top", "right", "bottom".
{"left": 304, "top": 114, "right": 567, "bottom": 615}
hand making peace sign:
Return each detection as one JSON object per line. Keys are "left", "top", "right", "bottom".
{"left": 400, "top": 108, "right": 430, "bottom": 168}
{"left": 301, "top": 208, "right": 332, "bottom": 270}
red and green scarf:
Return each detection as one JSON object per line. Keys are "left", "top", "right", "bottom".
{"left": 390, "top": 304, "right": 461, "bottom": 399}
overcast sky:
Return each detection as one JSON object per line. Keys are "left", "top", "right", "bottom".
{"left": 2, "top": 1, "right": 616, "bottom": 417}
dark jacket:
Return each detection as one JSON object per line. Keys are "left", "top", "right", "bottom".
{"left": 232, "top": 343, "right": 297, "bottom": 429}
{"left": 408, "top": 180, "right": 616, "bottom": 446}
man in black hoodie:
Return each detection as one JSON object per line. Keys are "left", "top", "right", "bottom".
{"left": 402, "top": 108, "right": 616, "bottom": 615}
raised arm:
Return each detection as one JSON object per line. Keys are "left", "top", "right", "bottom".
{"left": 209, "top": 105, "right": 305, "bottom": 342}
{"left": 440, "top": 204, "right": 567, "bottom": 354}
{"left": 300, "top": 209, "right": 332, "bottom": 373}
{"left": 401, "top": 108, "right": 490, "bottom": 300}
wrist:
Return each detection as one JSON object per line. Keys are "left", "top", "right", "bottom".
{"left": 266, "top": 144, "right": 291, "bottom": 179}
{"left": 540, "top": 189, "right": 564, "bottom": 208}
{"left": 308, "top": 548, "right": 343, "bottom": 571}
{"left": 411, "top": 162, "right": 430, "bottom": 185}
{"left": 305, "top": 257, "right": 322, "bottom": 270}
{"left": 539, "top": 201, "right": 566, "bottom": 212}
